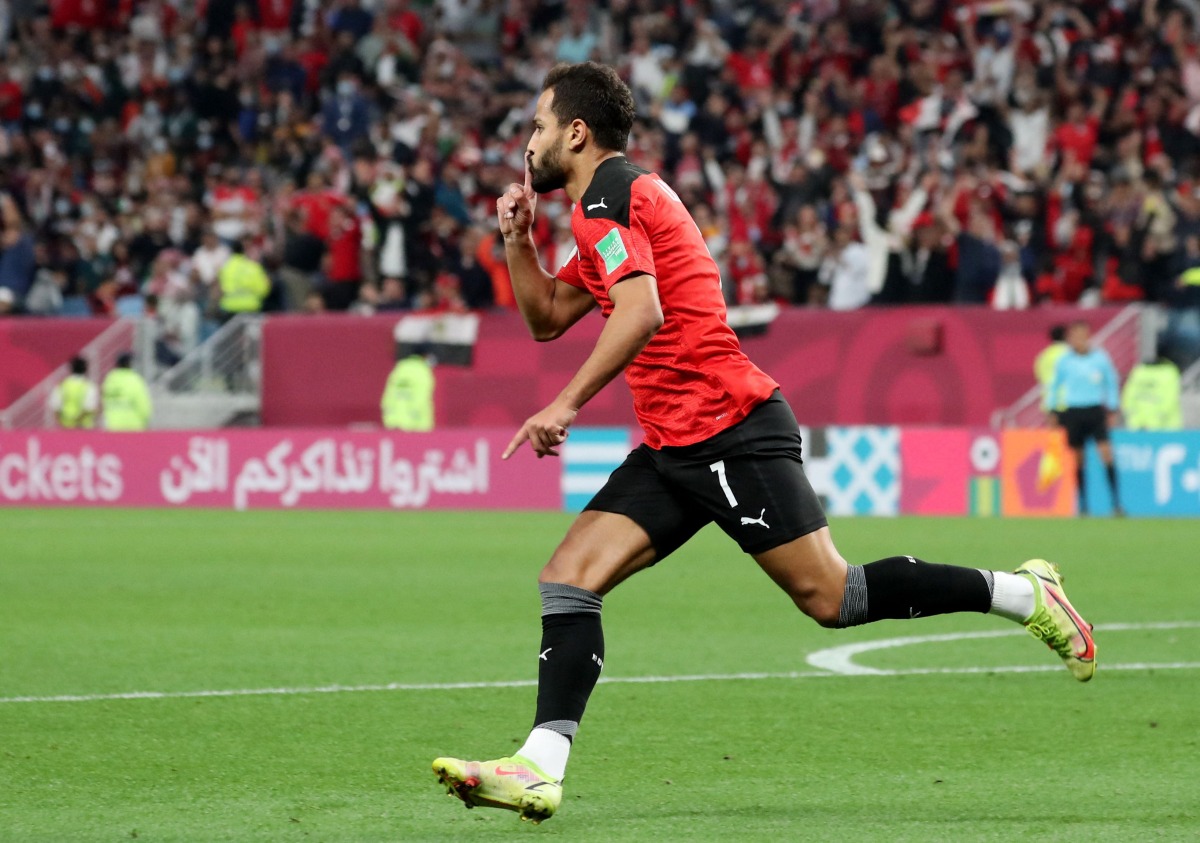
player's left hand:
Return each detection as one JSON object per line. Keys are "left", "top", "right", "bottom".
{"left": 503, "top": 400, "right": 578, "bottom": 460}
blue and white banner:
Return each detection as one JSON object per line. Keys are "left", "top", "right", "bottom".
{"left": 802, "top": 426, "right": 901, "bottom": 516}
{"left": 1087, "top": 431, "right": 1200, "bottom": 517}
{"left": 561, "top": 428, "right": 632, "bottom": 512}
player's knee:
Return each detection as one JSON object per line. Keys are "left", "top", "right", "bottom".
{"left": 786, "top": 584, "right": 842, "bottom": 628}
{"left": 538, "top": 556, "right": 579, "bottom": 588}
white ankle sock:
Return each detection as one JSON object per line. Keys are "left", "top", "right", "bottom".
{"left": 988, "top": 571, "right": 1036, "bottom": 622}
{"left": 515, "top": 728, "right": 570, "bottom": 781}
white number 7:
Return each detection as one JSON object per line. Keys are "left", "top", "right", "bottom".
{"left": 709, "top": 460, "right": 739, "bottom": 507}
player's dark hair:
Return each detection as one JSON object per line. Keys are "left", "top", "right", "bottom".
{"left": 69, "top": 356, "right": 87, "bottom": 375}
{"left": 541, "top": 62, "right": 635, "bottom": 153}
{"left": 1049, "top": 324, "right": 1066, "bottom": 342}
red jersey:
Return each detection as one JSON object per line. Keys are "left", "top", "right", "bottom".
{"left": 556, "top": 157, "right": 778, "bottom": 448}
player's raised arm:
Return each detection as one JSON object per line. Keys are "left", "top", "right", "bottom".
{"left": 498, "top": 161, "right": 595, "bottom": 342}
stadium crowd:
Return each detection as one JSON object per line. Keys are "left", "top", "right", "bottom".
{"left": 0, "top": 0, "right": 1199, "bottom": 362}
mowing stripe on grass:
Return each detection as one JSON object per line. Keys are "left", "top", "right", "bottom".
{"left": 3, "top": 621, "right": 1196, "bottom": 705}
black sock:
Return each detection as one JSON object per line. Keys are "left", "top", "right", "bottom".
{"left": 532, "top": 583, "right": 604, "bottom": 742}
{"left": 838, "top": 556, "right": 991, "bottom": 627}
{"left": 1106, "top": 463, "right": 1119, "bottom": 508}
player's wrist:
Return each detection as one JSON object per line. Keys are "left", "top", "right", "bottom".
{"left": 503, "top": 230, "right": 535, "bottom": 248}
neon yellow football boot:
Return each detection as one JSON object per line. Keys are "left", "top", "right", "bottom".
{"left": 432, "top": 755, "right": 562, "bottom": 824}
{"left": 1015, "top": 559, "right": 1096, "bottom": 682}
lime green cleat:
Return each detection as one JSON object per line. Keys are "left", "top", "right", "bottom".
{"left": 432, "top": 755, "right": 562, "bottom": 824}
{"left": 1015, "top": 559, "right": 1096, "bottom": 682}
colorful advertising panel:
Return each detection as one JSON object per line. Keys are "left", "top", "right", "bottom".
{"left": 804, "top": 426, "right": 900, "bottom": 516}
{"left": 1000, "top": 429, "right": 1077, "bottom": 517}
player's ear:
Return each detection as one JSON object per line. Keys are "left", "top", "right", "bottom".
{"left": 567, "top": 119, "right": 588, "bottom": 153}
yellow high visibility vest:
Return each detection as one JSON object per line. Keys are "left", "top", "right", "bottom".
{"left": 219, "top": 254, "right": 271, "bottom": 313}
{"left": 381, "top": 356, "right": 434, "bottom": 431}
{"left": 1035, "top": 342, "right": 1068, "bottom": 411}
{"left": 54, "top": 375, "right": 97, "bottom": 428}
{"left": 102, "top": 368, "right": 152, "bottom": 431}
{"left": 1121, "top": 362, "right": 1182, "bottom": 430}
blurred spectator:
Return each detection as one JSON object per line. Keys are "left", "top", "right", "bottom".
{"left": 321, "top": 202, "right": 363, "bottom": 310}
{"left": 991, "top": 241, "right": 1031, "bottom": 310}
{"left": 279, "top": 208, "right": 325, "bottom": 311}
{"left": 818, "top": 224, "right": 871, "bottom": 311}
{"left": 772, "top": 204, "right": 828, "bottom": 304}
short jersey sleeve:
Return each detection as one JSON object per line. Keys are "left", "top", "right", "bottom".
{"left": 580, "top": 193, "right": 656, "bottom": 291}
{"left": 555, "top": 245, "right": 585, "bottom": 289}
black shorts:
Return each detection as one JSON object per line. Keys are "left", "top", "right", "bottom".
{"left": 1058, "top": 405, "right": 1109, "bottom": 449}
{"left": 584, "top": 391, "right": 828, "bottom": 559}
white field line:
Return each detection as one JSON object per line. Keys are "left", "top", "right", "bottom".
{"left": 2, "top": 622, "right": 1197, "bottom": 705}
{"left": 805, "top": 620, "right": 1200, "bottom": 676}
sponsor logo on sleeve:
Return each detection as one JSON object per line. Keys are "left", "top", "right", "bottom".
{"left": 595, "top": 228, "right": 629, "bottom": 275}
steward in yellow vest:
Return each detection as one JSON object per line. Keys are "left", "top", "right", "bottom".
{"left": 1121, "top": 346, "right": 1182, "bottom": 430}
{"left": 49, "top": 356, "right": 99, "bottom": 428}
{"left": 1034, "top": 324, "right": 1068, "bottom": 413}
{"left": 102, "top": 353, "right": 152, "bottom": 431}
{"left": 218, "top": 243, "right": 271, "bottom": 320}
{"left": 382, "top": 351, "right": 435, "bottom": 432}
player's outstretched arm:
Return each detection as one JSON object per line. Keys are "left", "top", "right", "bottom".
{"left": 498, "top": 165, "right": 596, "bottom": 341}
{"left": 503, "top": 274, "right": 662, "bottom": 460}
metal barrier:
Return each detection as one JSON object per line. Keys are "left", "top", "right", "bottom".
{"left": 149, "top": 315, "right": 263, "bottom": 429}
{"left": 0, "top": 319, "right": 137, "bottom": 430}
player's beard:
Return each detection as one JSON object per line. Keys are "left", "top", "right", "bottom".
{"left": 529, "top": 134, "right": 568, "bottom": 194}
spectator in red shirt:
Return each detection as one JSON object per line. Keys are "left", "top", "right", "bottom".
{"left": 321, "top": 203, "right": 363, "bottom": 311}
{"left": 1053, "top": 95, "right": 1105, "bottom": 169}
{"left": 0, "top": 68, "right": 22, "bottom": 125}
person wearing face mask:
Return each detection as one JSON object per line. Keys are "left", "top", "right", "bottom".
{"left": 321, "top": 71, "right": 371, "bottom": 151}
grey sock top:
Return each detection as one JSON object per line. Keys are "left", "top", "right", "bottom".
{"left": 539, "top": 582, "right": 603, "bottom": 616}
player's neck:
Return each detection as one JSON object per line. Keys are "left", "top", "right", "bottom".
{"left": 565, "top": 151, "right": 625, "bottom": 204}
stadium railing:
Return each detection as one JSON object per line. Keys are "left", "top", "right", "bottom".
{"left": 0, "top": 319, "right": 138, "bottom": 430}
{"left": 990, "top": 304, "right": 1146, "bottom": 429}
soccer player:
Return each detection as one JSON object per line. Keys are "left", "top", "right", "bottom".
{"left": 433, "top": 63, "right": 1096, "bottom": 824}
{"left": 1045, "top": 320, "right": 1123, "bottom": 515}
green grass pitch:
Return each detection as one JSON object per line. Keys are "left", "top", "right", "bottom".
{"left": 2, "top": 509, "right": 1198, "bottom": 842}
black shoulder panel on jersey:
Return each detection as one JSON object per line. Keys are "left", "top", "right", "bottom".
{"left": 580, "top": 156, "right": 650, "bottom": 228}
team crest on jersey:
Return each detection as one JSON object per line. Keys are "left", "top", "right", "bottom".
{"left": 595, "top": 228, "right": 629, "bottom": 274}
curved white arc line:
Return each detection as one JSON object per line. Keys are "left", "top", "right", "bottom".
{"left": 807, "top": 630, "right": 1025, "bottom": 675}
{"left": 805, "top": 620, "right": 1200, "bottom": 676}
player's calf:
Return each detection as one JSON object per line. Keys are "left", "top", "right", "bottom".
{"left": 835, "top": 556, "right": 994, "bottom": 627}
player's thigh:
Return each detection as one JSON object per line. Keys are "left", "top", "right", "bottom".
{"left": 540, "top": 510, "right": 657, "bottom": 595}
{"left": 544, "top": 447, "right": 709, "bottom": 594}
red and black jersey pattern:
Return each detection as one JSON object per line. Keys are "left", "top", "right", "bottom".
{"left": 558, "top": 157, "right": 778, "bottom": 448}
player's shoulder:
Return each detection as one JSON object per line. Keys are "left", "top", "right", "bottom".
{"left": 580, "top": 156, "right": 653, "bottom": 228}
